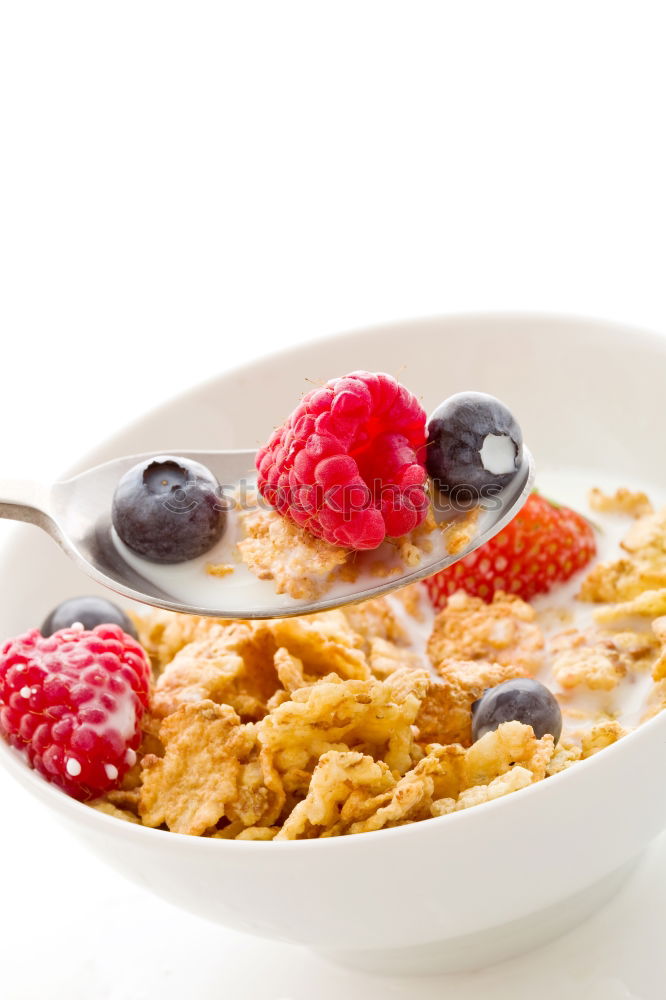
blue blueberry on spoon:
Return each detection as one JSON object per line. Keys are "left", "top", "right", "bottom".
{"left": 472, "top": 678, "right": 562, "bottom": 743}
{"left": 112, "top": 456, "right": 226, "bottom": 563}
{"left": 426, "top": 391, "right": 523, "bottom": 496}
{"left": 41, "top": 595, "right": 138, "bottom": 639}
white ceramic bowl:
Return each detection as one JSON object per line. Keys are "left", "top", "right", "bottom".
{"left": 2, "top": 314, "right": 666, "bottom": 976}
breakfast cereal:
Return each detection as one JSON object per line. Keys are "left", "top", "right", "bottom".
{"left": 63, "top": 484, "right": 663, "bottom": 837}
{"left": 5, "top": 460, "right": 666, "bottom": 842}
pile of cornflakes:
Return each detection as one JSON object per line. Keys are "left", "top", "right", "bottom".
{"left": 89, "top": 487, "right": 666, "bottom": 840}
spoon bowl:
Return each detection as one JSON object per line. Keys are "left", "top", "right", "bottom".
{"left": 0, "top": 446, "right": 534, "bottom": 619}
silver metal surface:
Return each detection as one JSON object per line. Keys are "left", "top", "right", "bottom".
{"left": 0, "top": 448, "right": 535, "bottom": 619}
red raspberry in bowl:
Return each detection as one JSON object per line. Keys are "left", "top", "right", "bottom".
{"left": 256, "top": 372, "right": 429, "bottom": 549}
{"left": 0, "top": 624, "right": 151, "bottom": 800}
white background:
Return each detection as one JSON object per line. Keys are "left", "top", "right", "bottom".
{"left": 1, "top": 2, "right": 666, "bottom": 997}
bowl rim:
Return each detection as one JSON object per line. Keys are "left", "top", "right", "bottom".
{"left": 2, "top": 308, "right": 666, "bottom": 852}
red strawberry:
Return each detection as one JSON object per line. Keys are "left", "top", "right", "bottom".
{"left": 425, "top": 493, "right": 597, "bottom": 608}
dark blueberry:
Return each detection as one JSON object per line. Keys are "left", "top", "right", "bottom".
{"left": 41, "top": 596, "right": 138, "bottom": 639}
{"left": 472, "top": 678, "right": 562, "bottom": 744}
{"left": 112, "top": 456, "right": 226, "bottom": 563}
{"left": 426, "top": 391, "right": 523, "bottom": 497}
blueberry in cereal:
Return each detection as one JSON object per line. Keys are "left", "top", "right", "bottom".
{"left": 471, "top": 678, "right": 562, "bottom": 743}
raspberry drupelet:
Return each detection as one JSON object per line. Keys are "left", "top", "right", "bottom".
{"left": 0, "top": 624, "right": 151, "bottom": 800}
{"left": 256, "top": 372, "right": 429, "bottom": 550}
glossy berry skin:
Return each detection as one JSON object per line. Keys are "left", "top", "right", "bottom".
{"left": 472, "top": 678, "right": 562, "bottom": 743}
{"left": 112, "top": 456, "right": 226, "bottom": 563}
{"left": 425, "top": 493, "right": 597, "bottom": 607}
{"left": 41, "top": 596, "right": 138, "bottom": 640}
{"left": 256, "top": 372, "right": 429, "bottom": 550}
{"left": 0, "top": 625, "right": 151, "bottom": 800}
{"left": 426, "top": 391, "right": 523, "bottom": 496}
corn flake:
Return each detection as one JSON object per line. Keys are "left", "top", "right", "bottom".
{"left": 441, "top": 507, "right": 480, "bottom": 556}
{"left": 139, "top": 702, "right": 283, "bottom": 836}
{"left": 580, "top": 507, "right": 666, "bottom": 603}
{"left": 580, "top": 721, "right": 625, "bottom": 758}
{"left": 588, "top": 487, "right": 653, "bottom": 518}
{"left": 152, "top": 622, "right": 279, "bottom": 721}
{"left": 433, "top": 765, "right": 534, "bottom": 815}
{"left": 593, "top": 589, "right": 666, "bottom": 624}
{"left": 276, "top": 751, "right": 395, "bottom": 839}
{"left": 89, "top": 800, "right": 141, "bottom": 824}
{"left": 546, "top": 740, "right": 583, "bottom": 775}
{"left": 550, "top": 629, "right": 631, "bottom": 691}
{"left": 428, "top": 591, "right": 544, "bottom": 676}
{"left": 268, "top": 612, "right": 370, "bottom": 681}
{"left": 132, "top": 609, "right": 232, "bottom": 674}
{"left": 237, "top": 502, "right": 351, "bottom": 600}
{"left": 342, "top": 597, "right": 408, "bottom": 650}
{"left": 368, "top": 637, "right": 425, "bottom": 679}
{"left": 258, "top": 669, "right": 429, "bottom": 787}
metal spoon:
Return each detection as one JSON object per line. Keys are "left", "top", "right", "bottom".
{"left": 0, "top": 448, "right": 534, "bottom": 619}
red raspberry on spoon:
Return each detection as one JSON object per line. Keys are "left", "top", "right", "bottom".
{"left": 0, "top": 624, "right": 151, "bottom": 800}
{"left": 256, "top": 371, "right": 429, "bottom": 549}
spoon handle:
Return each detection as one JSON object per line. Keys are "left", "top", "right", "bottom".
{"left": 0, "top": 481, "right": 52, "bottom": 528}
